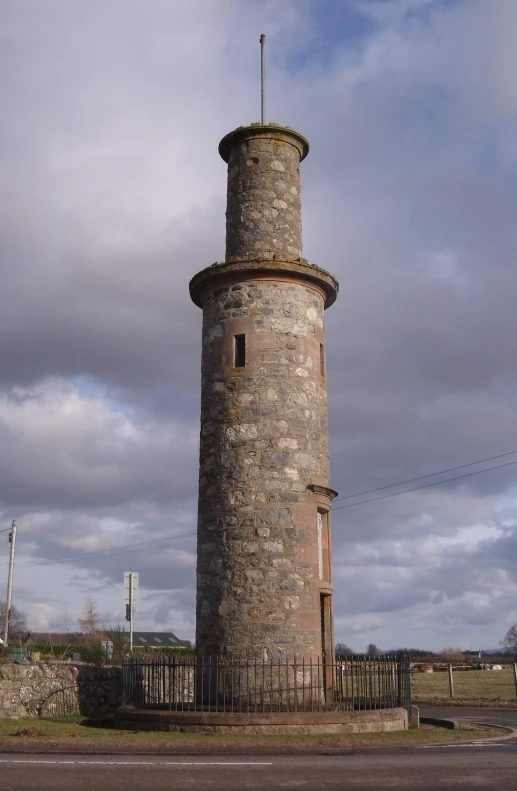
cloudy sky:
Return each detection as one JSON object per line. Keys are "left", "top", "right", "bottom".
{"left": 1, "top": 0, "right": 517, "bottom": 652}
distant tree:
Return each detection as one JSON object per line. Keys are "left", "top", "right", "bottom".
{"left": 404, "top": 648, "right": 438, "bottom": 661}
{"left": 77, "top": 598, "right": 104, "bottom": 646}
{"left": 440, "top": 646, "right": 465, "bottom": 664}
{"left": 366, "top": 643, "right": 380, "bottom": 656}
{"left": 0, "top": 602, "right": 27, "bottom": 642}
{"left": 502, "top": 624, "right": 517, "bottom": 658}
{"left": 384, "top": 648, "right": 440, "bottom": 661}
{"left": 335, "top": 643, "right": 354, "bottom": 658}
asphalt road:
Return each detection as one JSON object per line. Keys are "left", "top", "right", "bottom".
{"left": 1, "top": 749, "right": 517, "bottom": 790}
{"left": 1, "top": 708, "right": 516, "bottom": 790}
{"left": 420, "top": 705, "right": 517, "bottom": 730}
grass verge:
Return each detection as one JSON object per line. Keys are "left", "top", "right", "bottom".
{"left": 0, "top": 717, "right": 510, "bottom": 754}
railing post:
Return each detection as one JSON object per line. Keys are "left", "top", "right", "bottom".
{"left": 396, "top": 654, "right": 404, "bottom": 708}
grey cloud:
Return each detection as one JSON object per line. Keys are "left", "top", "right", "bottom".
{"left": 0, "top": 381, "right": 199, "bottom": 510}
{"left": 2, "top": 0, "right": 517, "bottom": 649}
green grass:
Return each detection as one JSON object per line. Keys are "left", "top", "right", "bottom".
{"left": 0, "top": 716, "right": 508, "bottom": 753}
{"left": 412, "top": 666, "right": 517, "bottom": 706}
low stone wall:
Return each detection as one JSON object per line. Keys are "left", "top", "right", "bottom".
{"left": 0, "top": 662, "right": 122, "bottom": 719}
{"left": 115, "top": 707, "right": 409, "bottom": 734}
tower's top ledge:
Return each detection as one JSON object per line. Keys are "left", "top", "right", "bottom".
{"left": 219, "top": 124, "right": 309, "bottom": 163}
{"left": 189, "top": 259, "right": 338, "bottom": 309}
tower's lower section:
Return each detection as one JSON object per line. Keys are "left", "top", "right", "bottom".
{"left": 190, "top": 263, "right": 338, "bottom": 662}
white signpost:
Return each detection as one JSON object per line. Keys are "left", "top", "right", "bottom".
{"left": 124, "top": 572, "right": 139, "bottom": 652}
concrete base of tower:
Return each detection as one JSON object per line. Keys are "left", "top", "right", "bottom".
{"left": 115, "top": 707, "right": 409, "bottom": 734}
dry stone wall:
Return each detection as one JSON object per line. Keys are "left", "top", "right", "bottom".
{"left": 0, "top": 662, "right": 122, "bottom": 718}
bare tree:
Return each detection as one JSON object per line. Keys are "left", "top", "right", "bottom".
{"left": 502, "top": 624, "right": 517, "bottom": 658}
{"left": 77, "top": 598, "right": 104, "bottom": 645}
{"left": 0, "top": 602, "right": 27, "bottom": 642}
{"left": 440, "top": 646, "right": 465, "bottom": 664}
{"left": 367, "top": 643, "right": 380, "bottom": 656}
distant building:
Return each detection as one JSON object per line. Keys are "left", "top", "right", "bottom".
{"left": 26, "top": 632, "right": 82, "bottom": 646}
{"left": 464, "top": 648, "right": 511, "bottom": 658}
{"left": 26, "top": 631, "right": 191, "bottom": 649}
{"left": 131, "top": 632, "right": 191, "bottom": 649}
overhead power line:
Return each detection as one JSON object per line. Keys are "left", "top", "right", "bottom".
{"left": 15, "top": 531, "right": 196, "bottom": 569}
{"left": 0, "top": 525, "right": 13, "bottom": 535}
{"left": 17, "top": 532, "right": 192, "bottom": 566}
{"left": 6, "top": 449, "right": 517, "bottom": 570}
{"left": 332, "top": 457, "right": 517, "bottom": 511}
{"left": 333, "top": 448, "right": 517, "bottom": 502}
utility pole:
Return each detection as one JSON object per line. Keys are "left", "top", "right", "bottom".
{"left": 4, "top": 520, "right": 17, "bottom": 647}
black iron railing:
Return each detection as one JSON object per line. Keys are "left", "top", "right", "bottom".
{"left": 122, "top": 653, "right": 411, "bottom": 713}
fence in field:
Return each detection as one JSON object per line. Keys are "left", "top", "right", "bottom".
{"left": 122, "top": 653, "right": 411, "bottom": 713}
{"left": 411, "top": 661, "right": 517, "bottom": 700}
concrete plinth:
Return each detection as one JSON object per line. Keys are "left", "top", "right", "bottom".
{"left": 115, "top": 707, "right": 408, "bottom": 735}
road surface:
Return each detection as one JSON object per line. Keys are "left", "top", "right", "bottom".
{"left": 0, "top": 707, "right": 515, "bottom": 790}
{"left": 420, "top": 705, "right": 517, "bottom": 730}
{"left": 0, "top": 748, "right": 517, "bottom": 790}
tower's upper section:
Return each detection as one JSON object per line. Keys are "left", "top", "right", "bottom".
{"left": 189, "top": 121, "right": 338, "bottom": 310}
{"left": 219, "top": 123, "right": 309, "bottom": 263}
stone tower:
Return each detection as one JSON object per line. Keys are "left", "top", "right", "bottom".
{"left": 190, "top": 122, "right": 338, "bottom": 662}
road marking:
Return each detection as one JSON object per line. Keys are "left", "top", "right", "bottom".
{"left": 415, "top": 743, "right": 511, "bottom": 749}
{"left": 0, "top": 759, "right": 273, "bottom": 766}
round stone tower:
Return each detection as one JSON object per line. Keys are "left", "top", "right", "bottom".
{"left": 190, "top": 122, "right": 338, "bottom": 662}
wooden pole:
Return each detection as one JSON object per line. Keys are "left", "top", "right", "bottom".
{"left": 3, "top": 521, "right": 17, "bottom": 647}
{"left": 448, "top": 663, "right": 454, "bottom": 698}
{"left": 512, "top": 663, "right": 517, "bottom": 697}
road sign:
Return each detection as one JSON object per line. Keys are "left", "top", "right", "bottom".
{"left": 124, "top": 571, "right": 139, "bottom": 605}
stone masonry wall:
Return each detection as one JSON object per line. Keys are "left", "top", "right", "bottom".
{"left": 0, "top": 662, "right": 122, "bottom": 718}
{"left": 196, "top": 277, "right": 332, "bottom": 660}
{"left": 193, "top": 125, "right": 337, "bottom": 663}
{"left": 225, "top": 133, "right": 303, "bottom": 262}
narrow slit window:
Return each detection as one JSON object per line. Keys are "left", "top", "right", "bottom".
{"left": 317, "top": 510, "right": 324, "bottom": 580}
{"left": 319, "top": 343, "right": 325, "bottom": 377}
{"left": 317, "top": 508, "right": 331, "bottom": 582}
{"left": 234, "top": 334, "right": 246, "bottom": 368}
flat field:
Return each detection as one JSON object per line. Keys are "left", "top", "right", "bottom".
{"left": 411, "top": 666, "right": 517, "bottom": 706}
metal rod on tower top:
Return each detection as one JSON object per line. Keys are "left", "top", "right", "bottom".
{"left": 260, "top": 34, "right": 266, "bottom": 124}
